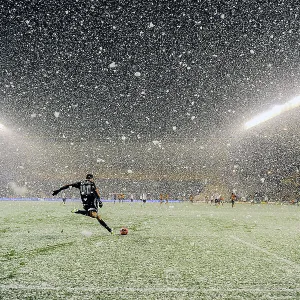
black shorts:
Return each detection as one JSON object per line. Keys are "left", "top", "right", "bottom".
{"left": 82, "top": 197, "right": 98, "bottom": 213}
{"left": 81, "top": 206, "right": 97, "bottom": 216}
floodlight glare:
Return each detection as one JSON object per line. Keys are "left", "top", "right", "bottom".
{"left": 245, "top": 95, "right": 300, "bottom": 129}
{"left": 0, "top": 123, "right": 5, "bottom": 130}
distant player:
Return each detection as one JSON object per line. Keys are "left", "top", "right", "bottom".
{"left": 52, "top": 174, "right": 113, "bottom": 234}
{"left": 219, "top": 195, "right": 224, "bottom": 206}
{"left": 230, "top": 192, "right": 237, "bottom": 208}
{"left": 62, "top": 192, "right": 67, "bottom": 205}
{"left": 159, "top": 193, "right": 164, "bottom": 205}
{"left": 165, "top": 193, "right": 169, "bottom": 204}
{"left": 142, "top": 193, "right": 147, "bottom": 204}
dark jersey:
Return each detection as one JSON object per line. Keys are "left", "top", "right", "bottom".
{"left": 79, "top": 180, "right": 94, "bottom": 197}
{"left": 70, "top": 180, "right": 98, "bottom": 206}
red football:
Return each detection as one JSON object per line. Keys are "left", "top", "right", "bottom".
{"left": 120, "top": 227, "right": 128, "bottom": 235}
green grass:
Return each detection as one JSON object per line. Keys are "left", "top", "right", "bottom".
{"left": 0, "top": 201, "right": 300, "bottom": 299}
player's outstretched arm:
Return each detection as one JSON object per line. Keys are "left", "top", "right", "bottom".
{"left": 52, "top": 183, "right": 74, "bottom": 196}
{"left": 52, "top": 189, "right": 61, "bottom": 196}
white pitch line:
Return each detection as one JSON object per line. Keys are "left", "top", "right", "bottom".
{"left": 230, "top": 235, "right": 300, "bottom": 270}
{"left": 1, "top": 284, "right": 300, "bottom": 294}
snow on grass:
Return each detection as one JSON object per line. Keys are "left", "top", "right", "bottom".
{"left": 0, "top": 201, "right": 300, "bottom": 299}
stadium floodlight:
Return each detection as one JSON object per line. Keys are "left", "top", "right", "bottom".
{"left": 245, "top": 95, "right": 300, "bottom": 130}
{"left": 0, "top": 123, "right": 11, "bottom": 135}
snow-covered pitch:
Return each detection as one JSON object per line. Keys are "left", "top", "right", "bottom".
{"left": 1, "top": 201, "right": 299, "bottom": 299}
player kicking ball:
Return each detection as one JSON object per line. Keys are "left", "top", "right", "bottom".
{"left": 52, "top": 174, "right": 113, "bottom": 234}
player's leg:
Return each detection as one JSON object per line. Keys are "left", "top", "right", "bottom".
{"left": 89, "top": 210, "right": 113, "bottom": 234}
{"left": 97, "top": 215, "right": 113, "bottom": 233}
{"left": 72, "top": 208, "right": 87, "bottom": 215}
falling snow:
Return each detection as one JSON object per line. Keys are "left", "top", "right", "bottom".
{"left": 0, "top": 0, "right": 299, "bottom": 203}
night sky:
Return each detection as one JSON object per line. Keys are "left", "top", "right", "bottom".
{"left": 1, "top": 0, "right": 300, "bottom": 198}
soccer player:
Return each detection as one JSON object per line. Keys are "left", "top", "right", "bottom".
{"left": 230, "top": 192, "right": 237, "bottom": 208}
{"left": 61, "top": 192, "right": 66, "bottom": 205}
{"left": 164, "top": 193, "right": 169, "bottom": 204}
{"left": 130, "top": 193, "right": 134, "bottom": 203}
{"left": 52, "top": 174, "right": 113, "bottom": 234}
{"left": 159, "top": 193, "right": 164, "bottom": 205}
